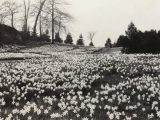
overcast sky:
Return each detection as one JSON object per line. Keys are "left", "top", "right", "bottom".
{"left": 68, "top": 0, "right": 160, "bottom": 46}
{"left": 1, "top": 0, "right": 160, "bottom": 46}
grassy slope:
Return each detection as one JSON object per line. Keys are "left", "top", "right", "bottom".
{"left": 0, "top": 43, "right": 122, "bottom": 61}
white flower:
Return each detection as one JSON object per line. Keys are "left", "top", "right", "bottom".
{"left": 152, "top": 101, "right": 158, "bottom": 109}
{"left": 62, "top": 111, "right": 68, "bottom": 116}
{"left": 133, "top": 114, "right": 137, "bottom": 118}
{"left": 148, "top": 113, "right": 154, "bottom": 119}
{"left": 40, "top": 105, "right": 44, "bottom": 110}
{"left": 126, "top": 116, "right": 132, "bottom": 120}
{"left": 76, "top": 114, "right": 80, "bottom": 117}
{"left": 157, "top": 111, "right": 160, "bottom": 118}
{"left": 50, "top": 113, "right": 62, "bottom": 118}
{"left": 115, "top": 113, "right": 120, "bottom": 119}
{"left": 82, "top": 118, "right": 89, "bottom": 120}
{"left": 108, "top": 113, "right": 114, "bottom": 120}
{"left": 44, "top": 109, "right": 49, "bottom": 114}
{"left": 37, "top": 109, "right": 41, "bottom": 115}
{"left": 142, "top": 108, "right": 146, "bottom": 111}
{"left": 27, "top": 116, "right": 32, "bottom": 120}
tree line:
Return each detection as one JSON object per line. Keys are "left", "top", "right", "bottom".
{"left": 0, "top": 0, "right": 73, "bottom": 43}
{"left": 116, "top": 22, "right": 160, "bottom": 53}
{"left": 0, "top": 0, "right": 116, "bottom": 47}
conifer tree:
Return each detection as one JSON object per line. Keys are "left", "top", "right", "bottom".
{"left": 105, "top": 38, "right": 112, "bottom": 48}
{"left": 89, "top": 42, "right": 94, "bottom": 46}
{"left": 55, "top": 32, "right": 63, "bottom": 43}
{"left": 77, "top": 34, "right": 84, "bottom": 46}
{"left": 64, "top": 33, "right": 73, "bottom": 44}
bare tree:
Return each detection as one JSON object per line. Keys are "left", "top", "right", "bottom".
{"left": 2, "top": 0, "right": 21, "bottom": 28}
{"left": 44, "top": 0, "right": 57, "bottom": 43}
{"left": 39, "top": 0, "right": 42, "bottom": 36}
{"left": 88, "top": 32, "right": 96, "bottom": 42}
{"left": 88, "top": 32, "right": 96, "bottom": 46}
{"left": 0, "top": 14, "right": 6, "bottom": 24}
{"left": 51, "top": 0, "right": 55, "bottom": 43}
{"left": 56, "top": 10, "right": 73, "bottom": 34}
{"left": 32, "top": 0, "right": 47, "bottom": 37}
{"left": 42, "top": 0, "right": 73, "bottom": 43}
{"left": 23, "top": 0, "right": 30, "bottom": 32}
{"left": 0, "top": 6, "right": 7, "bottom": 24}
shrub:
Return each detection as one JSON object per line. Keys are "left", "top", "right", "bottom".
{"left": 116, "top": 22, "right": 160, "bottom": 53}
{"left": 38, "top": 34, "right": 50, "bottom": 42}
{"left": 105, "top": 38, "right": 112, "bottom": 48}
{"left": 77, "top": 34, "right": 84, "bottom": 46}
{"left": 0, "top": 24, "right": 22, "bottom": 44}
{"left": 55, "top": 32, "right": 63, "bottom": 43}
{"left": 64, "top": 33, "right": 73, "bottom": 44}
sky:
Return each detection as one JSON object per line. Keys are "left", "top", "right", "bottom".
{"left": 1, "top": 0, "right": 160, "bottom": 47}
{"left": 67, "top": 0, "right": 160, "bottom": 46}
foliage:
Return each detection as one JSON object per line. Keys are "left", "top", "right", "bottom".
{"left": 77, "top": 34, "right": 84, "bottom": 46}
{"left": 64, "top": 33, "right": 73, "bottom": 44}
{"left": 0, "top": 24, "right": 22, "bottom": 44}
{"left": 55, "top": 32, "right": 63, "bottom": 43}
{"left": 20, "top": 31, "right": 31, "bottom": 41}
{"left": 89, "top": 41, "right": 94, "bottom": 46}
{"left": 23, "top": 30, "right": 50, "bottom": 42}
{"left": 116, "top": 22, "right": 160, "bottom": 53}
{"left": 105, "top": 38, "right": 112, "bottom": 48}
{"left": 38, "top": 34, "right": 50, "bottom": 42}
{"left": 1, "top": 0, "right": 21, "bottom": 27}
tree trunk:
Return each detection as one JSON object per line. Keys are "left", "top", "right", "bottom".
{"left": 23, "top": 0, "right": 30, "bottom": 32}
{"left": 39, "top": 14, "right": 42, "bottom": 36}
{"left": 39, "top": 0, "right": 42, "bottom": 36}
{"left": 33, "top": 0, "right": 46, "bottom": 37}
{"left": 51, "top": 1, "right": 55, "bottom": 44}
{"left": 11, "top": 14, "right": 14, "bottom": 28}
{"left": 58, "top": 21, "right": 61, "bottom": 34}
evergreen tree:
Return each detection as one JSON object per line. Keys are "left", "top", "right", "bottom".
{"left": 125, "top": 22, "right": 138, "bottom": 39}
{"left": 115, "top": 22, "right": 160, "bottom": 53}
{"left": 116, "top": 35, "right": 129, "bottom": 47}
{"left": 105, "top": 38, "right": 112, "bottom": 48}
{"left": 125, "top": 22, "right": 142, "bottom": 53}
{"left": 89, "top": 41, "right": 94, "bottom": 46}
{"left": 55, "top": 32, "right": 63, "bottom": 43}
{"left": 64, "top": 33, "right": 73, "bottom": 44}
{"left": 45, "top": 29, "right": 49, "bottom": 35}
{"left": 77, "top": 34, "right": 84, "bottom": 46}
{"left": 39, "top": 29, "right": 50, "bottom": 42}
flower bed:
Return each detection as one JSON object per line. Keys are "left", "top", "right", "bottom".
{"left": 0, "top": 53, "right": 160, "bottom": 119}
{"left": 0, "top": 53, "right": 48, "bottom": 60}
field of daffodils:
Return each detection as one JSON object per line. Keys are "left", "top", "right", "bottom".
{"left": 0, "top": 47, "right": 160, "bottom": 119}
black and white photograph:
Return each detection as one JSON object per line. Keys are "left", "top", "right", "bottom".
{"left": 0, "top": 0, "right": 160, "bottom": 119}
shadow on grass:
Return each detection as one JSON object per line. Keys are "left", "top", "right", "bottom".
{"left": 0, "top": 57, "right": 31, "bottom": 62}
{"left": 91, "top": 74, "right": 125, "bottom": 90}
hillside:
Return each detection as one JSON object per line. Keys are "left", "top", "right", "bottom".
{"left": 0, "top": 44, "right": 122, "bottom": 60}
{"left": 93, "top": 47, "right": 122, "bottom": 54}
{"left": 19, "top": 44, "right": 122, "bottom": 55}
{"left": 0, "top": 24, "right": 22, "bottom": 44}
